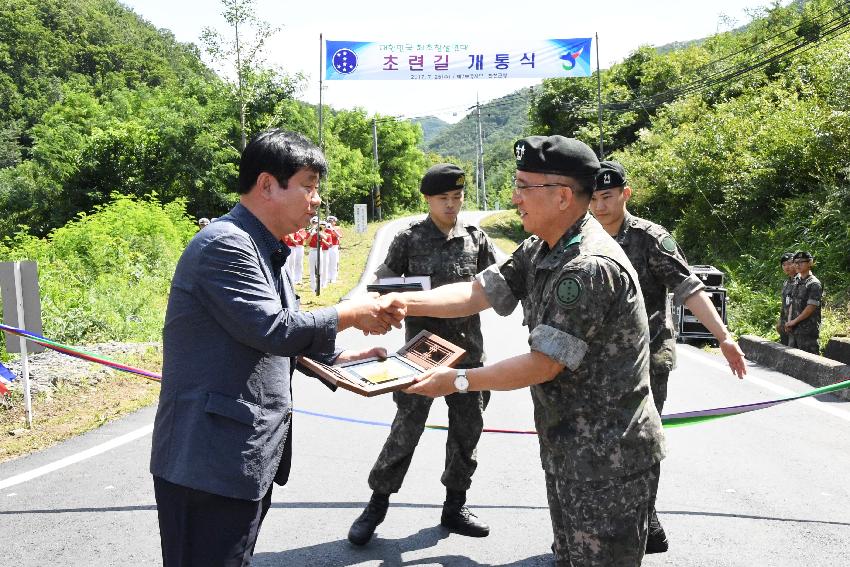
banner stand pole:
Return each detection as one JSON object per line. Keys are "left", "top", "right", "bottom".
{"left": 595, "top": 32, "right": 604, "bottom": 158}
{"left": 317, "top": 33, "right": 324, "bottom": 296}
{"left": 13, "top": 262, "right": 32, "bottom": 427}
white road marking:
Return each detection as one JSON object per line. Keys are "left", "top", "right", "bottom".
{"left": 678, "top": 347, "right": 850, "bottom": 424}
{"left": 0, "top": 424, "right": 152, "bottom": 490}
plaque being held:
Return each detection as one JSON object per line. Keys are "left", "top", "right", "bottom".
{"left": 298, "top": 330, "right": 465, "bottom": 396}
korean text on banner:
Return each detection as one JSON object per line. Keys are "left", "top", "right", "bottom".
{"left": 325, "top": 38, "right": 592, "bottom": 81}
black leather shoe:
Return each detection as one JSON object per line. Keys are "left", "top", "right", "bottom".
{"left": 348, "top": 493, "right": 389, "bottom": 546}
{"left": 645, "top": 508, "right": 669, "bottom": 554}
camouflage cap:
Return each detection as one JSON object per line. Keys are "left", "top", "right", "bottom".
{"left": 513, "top": 135, "right": 599, "bottom": 177}
{"left": 793, "top": 250, "right": 813, "bottom": 261}
{"left": 780, "top": 251, "right": 794, "bottom": 264}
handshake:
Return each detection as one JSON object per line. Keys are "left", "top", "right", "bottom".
{"left": 336, "top": 293, "right": 408, "bottom": 335}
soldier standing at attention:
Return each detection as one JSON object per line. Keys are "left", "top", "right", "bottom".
{"left": 785, "top": 251, "right": 823, "bottom": 354}
{"left": 777, "top": 252, "right": 797, "bottom": 345}
{"left": 589, "top": 159, "right": 747, "bottom": 554}
{"left": 396, "top": 137, "right": 666, "bottom": 566}
{"left": 348, "top": 163, "right": 498, "bottom": 546}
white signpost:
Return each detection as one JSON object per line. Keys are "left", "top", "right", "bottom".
{"left": 354, "top": 204, "right": 368, "bottom": 234}
{"left": 0, "top": 261, "right": 44, "bottom": 427}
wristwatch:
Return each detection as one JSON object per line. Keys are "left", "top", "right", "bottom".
{"left": 454, "top": 369, "right": 469, "bottom": 394}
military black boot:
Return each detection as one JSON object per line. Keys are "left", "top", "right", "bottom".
{"left": 440, "top": 489, "right": 490, "bottom": 537}
{"left": 645, "top": 507, "right": 669, "bottom": 554}
{"left": 348, "top": 492, "right": 389, "bottom": 546}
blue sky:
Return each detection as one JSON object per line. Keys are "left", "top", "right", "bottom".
{"left": 120, "top": 0, "right": 786, "bottom": 123}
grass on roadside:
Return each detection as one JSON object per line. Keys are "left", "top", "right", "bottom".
{"left": 295, "top": 218, "right": 396, "bottom": 309}
{"left": 0, "top": 347, "right": 162, "bottom": 463}
{"left": 479, "top": 209, "right": 526, "bottom": 255}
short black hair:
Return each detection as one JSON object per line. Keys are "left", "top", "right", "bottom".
{"left": 567, "top": 173, "right": 597, "bottom": 200}
{"left": 238, "top": 129, "right": 328, "bottom": 194}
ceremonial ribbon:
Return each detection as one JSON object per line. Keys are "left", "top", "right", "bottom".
{"left": 1, "top": 323, "right": 848, "bottom": 432}
{"left": 0, "top": 323, "right": 162, "bottom": 382}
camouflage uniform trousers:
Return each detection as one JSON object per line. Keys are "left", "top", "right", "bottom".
{"left": 547, "top": 463, "right": 660, "bottom": 567}
{"left": 368, "top": 367, "right": 490, "bottom": 494}
{"left": 788, "top": 331, "right": 819, "bottom": 355}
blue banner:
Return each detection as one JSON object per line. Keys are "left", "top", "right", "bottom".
{"left": 325, "top": 38, "right": 592, "bottom": 81}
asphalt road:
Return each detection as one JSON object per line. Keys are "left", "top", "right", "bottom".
{"left": 2, "top": 212, "right": 849, "bottom": 566}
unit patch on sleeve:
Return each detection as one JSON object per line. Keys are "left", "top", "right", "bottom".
{"left": 555, "top": 275, "right": 582, "bottom": 307}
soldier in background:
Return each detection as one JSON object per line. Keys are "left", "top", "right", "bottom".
{"left": 197, "top": 217, "right": 210, "bottom": 230}
{"left": 785, "top": 251, "right": 823, "bottom": 354}
{"left": 777, "top": 252, "right": 797, "bottom": 345}
{"left": 348, "top": 163, "right": 498, "bottom": 546}
{"left": 396, "top": 138, "right": 666, "bottom": 566}
{"left": 589, "top": 159, "right": 746, "bottom": 554}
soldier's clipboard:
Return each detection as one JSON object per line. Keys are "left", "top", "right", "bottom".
{"left": 366, "top": 282, "right": 423, "bottom": 294}
{"left": 298, "top": 330, "right": 466, "bottom": 397}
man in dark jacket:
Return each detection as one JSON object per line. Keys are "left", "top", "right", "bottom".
{"left": 150, "top": 129, "right": 404, "bottom": 567}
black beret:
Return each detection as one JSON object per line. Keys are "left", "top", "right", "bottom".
{"left": 514, "top": 135, "right": 599, "bottom": 177}
{"left": 420, "top": 163, "right": 466, "bottom": 196}
{"left": 780, "top": 252, "right": 794, "bottom": 264}
{"left": 596, "top": 160, "right": 627, "bottom": 190}
{"left": 793, "top": 250, "right": 813, "bottom": 261}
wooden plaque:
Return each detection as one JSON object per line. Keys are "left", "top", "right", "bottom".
{"left": 298, "top": 330, "right": 466, "bottom": 397}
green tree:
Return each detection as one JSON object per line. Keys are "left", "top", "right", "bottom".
{"left": 200, "top": 0, "right": 280, "bottom": 150}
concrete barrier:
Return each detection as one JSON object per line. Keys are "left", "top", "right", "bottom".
{"left": 824, "top": 337, "right": 850, "bottom": 365}
{"left": 739, "top": 335, "right": 850, "bottom": 402}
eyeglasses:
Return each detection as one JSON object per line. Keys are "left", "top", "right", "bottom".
{"left": 512, "top": 176, "right": 571, "bottom": 192}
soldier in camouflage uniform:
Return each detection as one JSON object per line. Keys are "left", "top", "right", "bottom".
{"left": 589, "top": 160, "right": 747, "bottom": 554}
{"left": 777, "top": 252, "right": 797, "bottom": 345}
{"left": 403, "top": 136, "right": 666, "bottom": 566}
{"left": 785, "top": 251, "right": 823, "bottom": 354}
{"left": 348, "top": 163, "right": 498, "bottom": 546}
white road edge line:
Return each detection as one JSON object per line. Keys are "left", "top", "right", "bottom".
{"left": 677, "top": 348, "right": 850, "bottom": 424}
{"left": 0, "top": 423, "right": 153, "bottom": 490}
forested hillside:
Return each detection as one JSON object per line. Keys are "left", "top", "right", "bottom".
{"left": 0, "top": 0, "right": 431, "bottom": 349}
{"left": 527, "top": 0, "right": 850, "bottom": 340}
{"left": 0, "top": 0, "right": 430, "bottom": 241}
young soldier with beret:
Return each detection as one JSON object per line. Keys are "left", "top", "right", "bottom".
{"left": 589, "top": 159, "right": 747, "bottom": 554}
{"left": 395, "top": 138, "right": 666, "bottom": 566}
{"left": 785, "top": 251, "right": 823, "bottom": 354}
{"left": 777, "top": 252, "right": 797, "bottom": 345}
{"left": 348, "top": 163, "right": 499, "bottom": 546}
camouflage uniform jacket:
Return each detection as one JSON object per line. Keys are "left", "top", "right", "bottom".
{"left": 613, "top": 212, "right": 705, "bottom": 374}
{"left": 780, "top": 276, "right": 796, "bottom": 325}
{"left": 375, "top": 215, "right": 498, "bottom": 364}
{"left": 789, "top": 274, "right": 823, "bottom": 335}
{"left": 477, "top": 213, "right": 666, "bottom": 481}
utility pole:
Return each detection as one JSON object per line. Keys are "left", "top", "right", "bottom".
{"left": 475, "top": 94, "right": 487, "bottom": 211}
{"left": 372, "top": 118, "right": 382, "bottom": 220}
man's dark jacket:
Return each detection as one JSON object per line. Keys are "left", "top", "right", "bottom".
{"left": 150, "top": 203, "right": 339, "bottom": 501}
